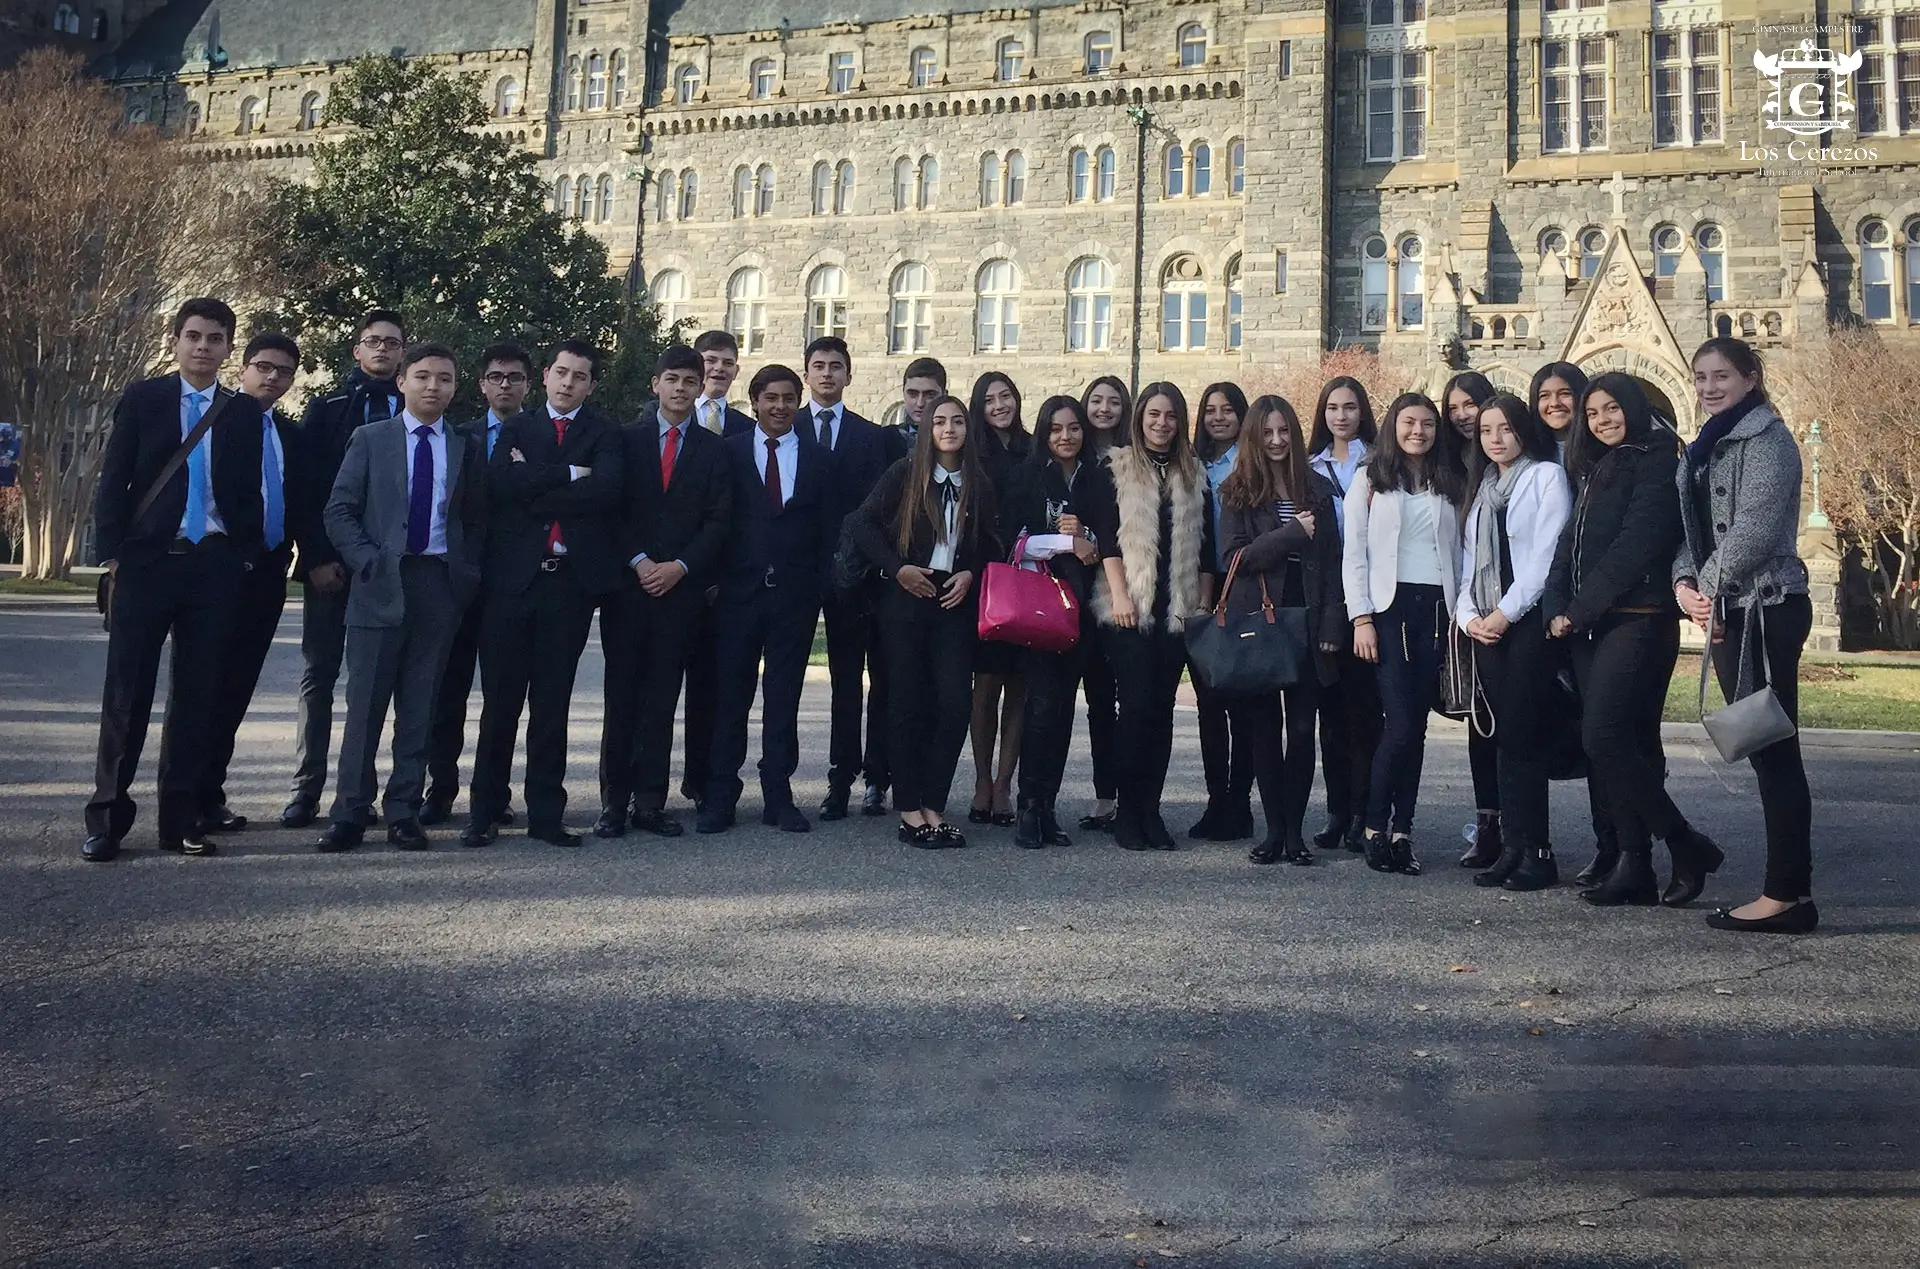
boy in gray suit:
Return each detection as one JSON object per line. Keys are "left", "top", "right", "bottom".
{"left": 317, "top": 343, "right": 487, "bottom": 851}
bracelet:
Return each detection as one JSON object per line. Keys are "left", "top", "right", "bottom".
{"left": 1352, "top": 615, "right": 1373, "bottom": 628}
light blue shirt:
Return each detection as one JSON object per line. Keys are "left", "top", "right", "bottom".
{"left": 1203, "top": 443, "right": 1238, "bottom": 571}
{"left": 401, "top": 411, "right": 450, "bottom": 556}
{"left": 261, "top": 408, "right": 286, "bottom": 546}
{"left": 178, "top": 381, "right": 225, "bottom": 539}
{"left": 484, "top": 410, "right": 508, "bottom": 459}
{"left": 1310, "top": 438, "right": 1370, "bottom": 537}
{"left": 752, "top": 425, "right": 799, "bottom": 505}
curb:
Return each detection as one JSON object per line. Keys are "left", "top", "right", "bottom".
{"left": 1660, "top": 721, "right": 1919, "bottom": 751}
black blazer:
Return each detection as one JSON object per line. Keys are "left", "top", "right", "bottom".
{"left": 615, "top": 413, "right": 734, "bottom": 585}
{"left": 485, "top": 404, "right": 627, "bottom": 598}
{"left": 851, "top": 457, "right": 1004, "bottom": 581}
{"left": 999, "top": 457, "right": 1116, "bottom": 603}
{"left": 719, "top": 428, "right": 838, "bottom": 601}
{"left": 807, "top": 406, "right": 904, "bottom": 511}
{"left": 260, "top": 406, "right": 302, "bottom": 576}
{"left": 93, "top": 374, "right": 266, "bottom": 566}
{"left": 1543, "top": 438, "right": 1683, "bottom": 631}
{"left": 291, "top": 372, "right": 400, "bottom": 579}
{"left": 1217, "top": 471, "right": 1346, "bottom": 685}
{"left": 717, "top": 402, "right": 758, "bottom": 438}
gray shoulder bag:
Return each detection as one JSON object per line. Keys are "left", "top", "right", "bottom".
{"left": 1698, "top": 598, "right": 1797, "bottom": 764}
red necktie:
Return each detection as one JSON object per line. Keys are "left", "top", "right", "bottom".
{"left": 547, "top": 413, "right": 570, "bottom": 554}
{"left": 764, "top": 437, "right": 782, "bottom": 513}
{"left": 661, "top": 424, "right": 680, "bottom": 490}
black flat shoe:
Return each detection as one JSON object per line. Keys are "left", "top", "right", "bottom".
{"left": 1143, "top": 811, "right": 1177, "bottom": 851}
{"left": 933, "top": 823, "right": 967, "bottom": 848}
{"left": 899, "top": 822, "right": 941, "bottom": 849}
{"left": 418, "top": 798, "right": 453, "bottom": 827}
{"left": 1248, "top": 841, "right": 1281, "bottom": 865}
{"left": 528, "top": 824, "right": 584, "bottom": 848}
{"left": 1038, "top": 803, "right": 1072, "bottom": 848}
{"left": 630, "top": 808, "right": 684, "bottom": 838}
{"left": 1661, "top": 826, "right": 1725, "bottom": 907}
{"left": 1079, "top": 811, "right": 1115, "bottom": 833}
{"left": 593, "top": 808, "right": 628, "bottom": 839}
{"left": 862, "top": 784, "right": 888, "bottom": 816}
{"left": 1363, "top": 831, "right": 1393, "bottom": 873}
{"left": 1188, "top": 803, "right": 1224, "bottom": 840}
{"left": 819, "top": 789, "right": 851, "bottom": 821}
{"left": 387, "top": 819, "right": 430, "bottom": 850}
{"left": 199, "top": 807, "right": 247, "bottom": 835}
{"left": 695, "top": 805, "right": 736, "bottom": 834}
{"left": 495, "top": 807, "right": 517, "bottom": 827}
{"left": 1113, "top": 808, "right": 1152, "bottom": 852}
{"left": 1344, "top": 821, "right": 1368, "bottom": 854}
{"left": 1282, "top": 837, "right": 1314, "bottom": 866}
{"left": 316, "top": 822, "right": 364, "bottom": 853}
{"left": 280, "top": 797, "right": 319, "bottom": 829}
{"left": 765, "top": 805, "right": 811, "bottom": 833}
{"left": 1388, "top": 835, "right": 1421, "bottom": 876}
{"left": 1706, "top": 901, "right": 1818, "bottom": 934}
{"left": 1217, "top": 805, "right": 1256, "bottom": 842}
{"left": 80, "top": 834, "right": 120, "bottom": 862}
{"left": 459, "top": 820, "right": 497, "bottom": 848}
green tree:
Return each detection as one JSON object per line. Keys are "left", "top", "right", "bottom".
{"left": 266, "top": 56, "right": 664, "bottom": 415}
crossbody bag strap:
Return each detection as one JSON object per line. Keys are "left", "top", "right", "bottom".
{"left": 1697, "top": 596, "right": 1762, "bottom": 718}
{"left": 131, "top": 388, "right": 234, "bottom": 527}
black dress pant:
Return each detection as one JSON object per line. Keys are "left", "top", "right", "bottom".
{"left": 1713, "top": 593, "right": 1814, "bottom": 900}
{"left": 88, "top": 540, "right": 243, "bottom": 841}
{"left": 599, "top": 576, "right": 703, "bottom": 813}
{"left": 1238, "top": 680, "right": 1319, "bottom": 848}
{"left": 707, "top": 584, "right": 819, "bottom": 812}
{"left": 823, "top": 593, "right": 888, "bottom": 794}
{"left": 1569, "top": 611, "right": 1685, "bottom": 857}
{"left": 1317, "top": 641, "right": 1382, "bottom": 830}
{"left": 1080, "top": 616, "right": 1119, "bottom": 801}
{"left": 1019, "top": 641, "right": 1084, "bottom": 806}
{"left": 680, "top": 593, "right": 721, "bottom": 800}
{"left": 425, "top": 594, "right": 483, "bottom": 805}
{"left": 291, "top": 580, "right": 349, "bottom": 803}
{"left": 197, "top": 546, "right": 291, "bottom": 816}
{"left": 470, "top": 565, "right": 595, "bottom": 830}
{"left": 1194, "top": 671, "right": 1255, "bottom": 811}
{"left": 1103, "top": 624, "right": 1188, "bottom": 814}
{"left": 879, "top": 580, "right": 975, "bottom": 813}
{"left": 1368, "top": 584, "right": 1446, "bottom": 835}
{"left": 1462, "top": 610, "right": 1554, "bottom": 849}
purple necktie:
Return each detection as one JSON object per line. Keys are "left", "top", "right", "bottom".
{"left": 407, "top": 424, "right": 434, "bottom": 554}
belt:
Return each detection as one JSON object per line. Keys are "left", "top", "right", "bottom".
{"left": 539, "top": 556, "right": 567, "bottom": 573}
{"left": 166, "top": 533, "right": 228, "bottom": 554}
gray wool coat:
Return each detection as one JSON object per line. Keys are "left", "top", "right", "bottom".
{"left": 1671, "top": 399, "right": 1808, "bottom": 607}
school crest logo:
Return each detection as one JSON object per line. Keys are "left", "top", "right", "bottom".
{"left": 1755, "top": 39, "right": 1864, "bottom": 137}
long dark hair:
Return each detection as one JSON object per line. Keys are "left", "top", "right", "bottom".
{"left": 1565, "top": 372, "right": 1662, "bottom": 482}
{"left": 1306, "top": 375, "right": 1379, "bottom": 455}
{"left": 1461, "top": 392, "right": 1556, "bottom": 512}
{"left": 1130, "top": 381, "right": 1196, "bottom": 462}
{"left": 1194, "top": 381, "right": 1250, "bottom": 463}
{"left": 1080, "top": 375, "right": 1133, "bottom": 451}
{"left": 1441, "top": 370, "right": 1496, "bottom": 475}
{"left": 1030, "top": 394, "right": 1089, "bottom": 469}
{"left": 1367, "top": 391, "right": 1465, "bottom": 502}
{"left": 1218, "top": 394, "right": 1307, "bottom": 512}
{"left": 898, "top": 394, "right": 987, "bottom": 558}
{"left": 1529, "top": 361, "right": 1590, "bottom": 437}
{"left": 970, "top": 370, "right": 1029, "bottom": 455}
{"left": 1691, "top": 336, "right": 1769, "bottom": 402}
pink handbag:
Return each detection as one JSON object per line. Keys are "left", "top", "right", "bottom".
{"left": 977, "top": 533, "right": 1081, "bottom": 652}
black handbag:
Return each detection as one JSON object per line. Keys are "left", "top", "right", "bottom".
{"left": 1183, "top": 549, "right": 1311, "bottom": 696}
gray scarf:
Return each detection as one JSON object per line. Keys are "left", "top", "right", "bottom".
{"left": 1472, "top": 458, "right": 1535, "bottom": 616}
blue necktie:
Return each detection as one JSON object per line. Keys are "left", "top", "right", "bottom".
{"left": 407, "top": 425, "right": 434, "bottom": 554}
{"left": 184, "top": 391, "right": 209, "bottom": 543}
{"left": 262, "top": 419, "right": 284, "bottom": 550}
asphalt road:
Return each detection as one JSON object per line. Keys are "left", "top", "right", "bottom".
{"left": 2, "top": 602, "right": 1917, "bottom": 1268}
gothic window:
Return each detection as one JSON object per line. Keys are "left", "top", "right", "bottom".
{"left": 495, "top": 76, "right": 520, "bottom": 116}
{"left": 1576, "top": 226, "right": 1607, "bottom": 278}
{"left": 1192, "top": 141, "right": 1212, "bottom": 195}
{"left": 675, "top": 63, "right": 701, "bottom": 105}
{"left": 894, "top": 157, "right": 914, "bottom": 212}
{"left": 751, "top": 59, "right": 776, "bottom": 99}
{"left": 1228, "top": 139, "right": 1246, "bottom": 194}
{"left": 298, "top": 92, "right": 322, "bottom": 131}
{"left": 1907, "top": 217, "right": 1920, "bottom": 320}
{"left": 1178, "top": 23, "right": 1208, "bottom": 68}
{"left": 1361, "top": 235, "right": 1389, "bottom": 331}
{"left": 1164, "top": 143, "right": 1185, "bottom": 196}
{"left": 980, "top": 152, "right": 1001, "bottom": 207}
{"left": 1695, "top": 222, "right": 1725, "bottom": 300}
{"left": 1070, "top": 148, "right": 1091, "bottom": 202}
{"left": 1085, "top": 30, "right": 1114, "bottom": 74}
{"left": 998, "top": 39, "right": 1025, "bottom": 82}
{"left": 829, "top": 52, "right": 855, "bottom": 93}
{"left": 1652, "top": 224, "right": 1683, "bottom": 277}
{"left": 812, "top": 161, "right": 832, "bottom": 215}
{"left": 1396, "top": 236, "right": 1425, "bottom": 328}
{"left": 732, "top": 166, "right": 751, "bottom": 218}
{"left": 574, "top": 175, "right": 590, "bottom": 221}
{"left": 1004, "top": 150, "right": 1026, "bottom": 204}
{"left": 1367, "top": 52, "right": 1427, "bottom": 161}
{"left": 1543, "top": 38, "right": 1608, "bottom": 152}
{"left": 1226, "top": 255, "right": 1244, "bottom": 350}
{"left": 726, "top": 269, "right": 767, "bottom": 353}
{"left": 652, "top": 270, "right": 689, "bottom": 327}
{"left": 595, "top": 175, "right": 614, "bottom": 222}
{"left": 1861, "top": 219, "right": 1895, "bottom": 321}
{"left": 1161, "top": 255, "right": 1207, "bottom": 351}
{"left": 910, "top": 47, "right": 938, "bottom": 88}
{"left": 1067, "top": 257, "right": 1113, "bottom": 353}
{"left": 890, "top": 262, "right": 933, "bottom": 353}
{"left": 1653, "top": 29, "right": 1722, "bottom": 146}
{"left": 612, "top": 53, "right": 629, "bottom": 106}
{"left": 656, "top": 171, "right": 676, "bottom": 222}
{"left": 835, "top": 160, "right": 855, "bottom": 214}
{"left": 567, "top": 56, "right": 583, "bottom": 111}
{"left": 52, "top": 5, "right": 77, "bottom": 35}
{"left": 678, "top": 170, "right": 697, "bottom": 220}
{"left": 1096, "top": 146, "right": 1116, "bottom": 200}
{"left": 587, "top": 54, "right": 608, "bottom": 109}
{"left": 555, "top": 176, "right": 573, "bottom": 216}
{"left": 807, "top": 266, "right": 849, "bottom": 341}
{"left": 92, "top": 7, "right": 106, "bottom": 39}
{"left": 917, "top": 156, "right": 939, "bottom": 209}
{"left": 754, "top": 164, "right": 775, "bottom": 215}
{"left": 976, "top": 260, "right": 1020, "bottom": 352}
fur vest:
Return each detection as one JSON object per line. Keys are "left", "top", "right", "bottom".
{"left": 1091, "top": 446, "right": 1208, "bottom": 632}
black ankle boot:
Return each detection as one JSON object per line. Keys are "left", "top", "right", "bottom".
{"left": 1363, "top": 830, "right": 1393, "bottom": 873}
{"left": 1574, "top": 837, "right": 1620, "bottom": 887}
{"left": 1015, "top": 798, "right": 1044, "bottom": 849}
{"left": 1039, "top": 800, "right": 1072, "bottom": 847}
{"left": 1114, "top": 804, "right": 1152, "bottom": 851}
{"left": 1459, "top": 811, "right": 1502, "bottom": 869}
{"left": 1472, "top": 838, "right": 1525, "bottom": 888}
{"left": 1661, "top": 824, "right": 1724, "bottom": 907}
{"left": 1581, "top": 849, "right": 1659, "bottom": 906}
{"left": 1313, "top": 816, "right": 1351, "bottom": 851}
{"left": 1502, "top": 844, "right": 1559, "bottom": 892}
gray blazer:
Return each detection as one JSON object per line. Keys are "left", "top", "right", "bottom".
{"left": 324, "top": 417, "right": 486, "bottom": 627}
{"left": 1671, "top": 400, "right": 1809, "bottom": 607}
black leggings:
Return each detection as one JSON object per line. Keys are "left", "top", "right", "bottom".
{"left": 1081, "top": 620, "right": 1119, "bottom": 801}
{"left": 1104, "top": 624, "right": 1188, "bottom": 815}
{"left": 1368, "top": 584, "right": 1446, "bottom": 835}
{"left": 1019, "top": 642, "right": 1083, "bottom": 805}
{"left": 1463, "top": 610, "right": 1554, "bottom": 849}
{"left": 1713, "top": 594, "right": 1814, "bottom": 900}
{"left": 1317, "top": 643, "right": 1382, "bottom": 829}
{"left": 1570, "top": 611, "right": 1685, "bottom": 857}
{"left": 1195, "top": 669, "right": 1255, "bottom": 811}
{"left": 1237, "top": 681, "right": 1319, "bottom": 847}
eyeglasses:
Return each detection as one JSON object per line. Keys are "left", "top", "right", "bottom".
{"left": 357, "top": 335, "right": 404, "bottom": 351}
{"left": 246, "top": 360, "right": 296, "bottom": 378}
{"left": 482, "top": 371, "right": 530, "bottom": 386}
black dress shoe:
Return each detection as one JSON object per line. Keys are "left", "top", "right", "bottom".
{"left": 1363, "top": 831, "right": 1394, "bottom": 873}
{"left": 1312, "top": 817, "right": 1351, "bottom": 853}
{"left": 1248, "top": 840, "right": 1281, "bottom": 865}
{"left": 861, "top": 784, "right": 888, "bottom": 816}
{"left": 80, "top": 835, "right": 120, "bottom": 862}
{"left": 1388, "top": 834, "right": 1421, "bottom": 876}
{"left": 199, "top": 806, "right": 248, "bottom": 834}
{"left": 899, "top": 822, "right": 941, "bottom": 849}
{"left": 1079, "top": 810, "right": 1116, "bottom": 833}
{"left": 418, "top": 797, "right": 454, "bottom": 827}
{"left": 695, "top": 804, "right": 736, "bottom": 834}
{"left": 1344, "top": 820, "right": 1368, "bottom": 853}
{"left": 1015, "top": 801, "right": 1045, "bottom": 848}
{"left": 162, "top": 833, "right": 216, "bottom": 857}
{"left": 459, "top": 820, "right": 497, "bottom": 848}
{"left": 765, "top": 804, "right": 811, "bottom": 833}
{"left": 819, "top": 788, "right": 851, "bottom": 821}
{"left": 1113, "top": 807, "right": 1152, "bottom": 851}
{"left": 1039, "top": 802, "right": 1072, "bottom": 848}
{"left": 1459, "top": 811, "right": 1502, "bottom": 869}
{"left": 387, "top": 819, "right": 430, "bottom": 850}
{"left": 316, "top": 822, "right": 363, "bottom": 853}
{"left": 1705, "top": 900, "right": 1818, "bottom": 934}
{"left": 528, "top": 824, "right": 583, "bottom": 848}
{"left": 631, "top": 808, "right": 684, "bottom": 837}
{"left": 280, "top": 796, "right": 319, "bottom": 829}
{"left": 593, "top": 808, "right": 628, "bottom": 839}
{"left": 1142, "top": 810, "right": 1177, "bottom": 851}
{"left": 1281, "top": 837, "right": 1314, "bottom": 866}
{"left": 1661, "top": 826, "right": 1724, "bottom": 907}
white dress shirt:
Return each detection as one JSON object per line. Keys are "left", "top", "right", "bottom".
{"left": 178, "top": 380, "right": 226, "bottom": 539}
{"left": 929, "top": 467, "right": 962, "bottom": 572}
{"left": 402, "top": 411, "right": 451, "bottom": 556}
{"left": 753, "top": 426, "right": 799, "bottom": 505}
{"left": 694, "top": 396, "right": 729, "bottom": 435}
{"left": 806, "top": 399, "right": 844, "bottom": 449}
{"left": 1456, "top": 461, "right": 1574, "bottom": 628}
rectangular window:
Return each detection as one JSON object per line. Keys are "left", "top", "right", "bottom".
{"left": 1161, "top": 293, "right": 1207, "bottom": 351}
{"left": 1366, "top": 51, "right": 1425, "bottom": 161}
{"left": 1274, "top": 249, "right": 1289, "bottom": 294}
{"left": 1367, "top": 54, "right": 1396, "bottom": 161}
{"left": 1860, "top": 52, "right": 1888, "bottom": 134}
{"left": 1068, "top": 295, "right": 1112, "bottom": 352}
{"left": 889, "top": 298, "right": 930, "bottom": 353}
{"left": 1401, "top": 52, "right": 1427, "bottom": 156}
{"left": 1655, "top": 29, "right": 1721, "bottom": 146}
{"left": 1901, "top": 50, "right": 1920, "bottom": 130}
{"left": 829, "top": 52, "right": 855, "bottom": 93}
{"left": 1361, "top": 259, "right": 1388, "bottom": 331}
{"left": 1544, "top": 39, "right": 1607, "bottom": 151}
{"left": 1227, "top": 289, "right": 1242, "bottom": 350}
{"left": 1543, "top": 41, "right": 1572, "bottom": 152}
{"left": 1279, "top": 40, "right": 1292, "bottom": 78}
{"left": 1693, "top": 29, "right": 1722, "bottom": 142}
{"left": 1579, "top": 38, "right": 1608, "bottom": 149}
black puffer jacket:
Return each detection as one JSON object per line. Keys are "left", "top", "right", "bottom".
{"left": 1543, "top": 433, "right": 1684, "bottom": 631}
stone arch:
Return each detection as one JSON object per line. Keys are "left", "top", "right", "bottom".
{"left": 1025, "top": 94, "right": 1036, "bottom": 110}
{"left": 1571, "top": 344, "right": 1697, "bottom": 432}
{"left": 1473, "top": 362, "right": 1534, "bottom": 397}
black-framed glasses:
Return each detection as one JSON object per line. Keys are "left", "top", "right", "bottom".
{"left": 246, "top": 360, "right": 296, "bottom": 378}
{"left": 357, "top": 335, "right": 404, "bottom": 351}
{"left": 482, "top": 371, "right": 530, "bottom": 386}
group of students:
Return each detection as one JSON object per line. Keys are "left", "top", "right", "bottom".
{"left": 79, "top": 298, "right": 1816, "bottom": 935}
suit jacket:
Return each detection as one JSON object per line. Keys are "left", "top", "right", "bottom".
{"left": 806, "top": 406, "right": 905, "bottom": 511}
{"left": 485, "top": 404, "right": 626, "bottom": 597}
{"left": 292, "top": 372, "right": 401, "bottom": 580}
{"left": 93, "top": 374, "right": 266, "bottom": 566}
{"left": 323, "top": 417, "right": 487, "bottom": 627}
{"left": 719, "top": 428, "right": 839, "bottom": 601}
{"left": 616, "top": 413, "right": 734, "bottom": 586}
{"left": 259, "top": 406, "right": 302, "bottom": 578}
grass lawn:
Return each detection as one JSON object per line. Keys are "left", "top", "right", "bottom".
{"left": 0, "top": 576, "right": 91, "bottom": 595}
{"left": 1666, "top": 654, "right": 1920, "bottom": 732}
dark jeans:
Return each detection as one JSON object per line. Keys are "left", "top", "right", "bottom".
{"left": 1317, "top": 641, "right": 1382, "bottom": 829}
{"left": 1368, "top": 584, "right": 1446, "bottom": 835}
{"left": 291, "top": 580, "right": 350, "bottom": 802}
{"left": 1569, "top": 611, "right": 1686, "bottom": 857}
{"left": 1019, "top": 642, "right": 1084, "bottom": 806}
{"left": 1104, "top": 624, "right": 1188, "bottom": 815}
{"left": 879, "top": 581, "right": 975, "bottom": 814}
{"left": 1714, "top": 593, "right": 1814, "bottom": 900}
{"left": 1463, "top": 610, "right": 1554, "bottom": 849}
{"left": 1194, "top": 667, "right": 1255, "bottom": 811}
{"left": 1081, "top": 618, "right": 1119, "bottom": 801}
{"left": 470, "top": 567, "right": 596, "bottom": 830}
{"left": 1238, "top": 680, "right": 1318, "bottom": 847}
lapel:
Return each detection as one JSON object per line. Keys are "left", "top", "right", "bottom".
{"left": 445, "top": 426, "right": 468, "bottom": 506}
{"left": 389, "top": 419, "right": 412, "bottom": 516}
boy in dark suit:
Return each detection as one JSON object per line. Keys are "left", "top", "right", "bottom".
{"left": 698, "top": 364, "right": 839, "bottom": 835}
{"left": 596, "top": 346, "right": 734, "bottom": 838}
{"left": 83, "top": 297, "right": 265, "bottom": 861}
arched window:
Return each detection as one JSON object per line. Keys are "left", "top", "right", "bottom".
{"left": 52, "top": 5, "right": 74, "bottom": 35}
{"left": 835, "top": 160, "right": 854, "bottom": 214}
{"left": 1096, "top": 146, "right": 1116, "bottom": 201}
{"left": 1396, "top": 235, "right": 1425, "bottom": 328}
{"left": 555, "top": 175, "right": 574, "bottom": 217}
{"left": 652, "top": 269, "right": 690, "bottom": 327}
{"left": 496, "top": 76, "right": 520, "bottom": 116}
{"left": 1226, "top": 255, "right": 1244, "bottom": 350}
{"left": 1361, "top": 235, "right": 1389, "bottom": 330}
{"left": 1178, "top": 23, "right": 1209, "bottom": 68}
{"left": 1577, "top": 226, "right": 1607, "bottom": 279}
{"left": 1539, "top": 226, "right": 1567, "bottom": 258}
{"left": 1004, "top": 150, "right": 1026, "bottom": 204}
{"left": 1652, "top": 225, "right": 1683, "bottom": 278}
{"left": 678, "top": 170, "right": 697, "bottom": 220}
{"left": 754, "top": 164, "right": 774, "bottom": 216}
{"left": 596, "top": 175, "right": 615, "bottom": 223}
{"left": 298, "top": 92, "right": 322, "bottom": 131}
{"left": 656, "top": 171, "right": 677, "bottom": 222}
{"left": 1695, "top": 222, "right": 1725, "bottom": 301}
{"left": 998, "top": 38, "right": 1025, "bottom": 82}
{"left": 1906, "top": 218, "right": 1920, "bottom": 322}
{"left": 980, "top": 152, "right": 1001, "bottom": 207}
{"left": 611, "top": 54, "right": 629, "bottom": 107}
{"left": 732, "top": 166, "right": 752, "bottom": 218}
{"left": 811, "top": 161, "right": 832, "bottom": 215}
{"left": 1228, "top": 140, "right": 1246, "bottom": 195}
{"left": 1161, "top": 255, "right": 1207, "bottom": 351}
{"left": 894, "top": 157, "right": 914, "bottom": 212}
{"left": 726, "top": 268, "right": 768, "bottom": 353}
{"left": 1067, "top": 257, "right": 1113, "bottom": 353}
{"left": 976, "top": 260, "right": 1020, "bottom": 352}
{"left": 808, "top": 266, "right": 849, "bottom": 341}
{"left": 890, "top": 262, "right": 932, "bottom": 353}
{"left": 1192, "top": 141, "right": 1212, "bottom": 195}
{"left": 587, "top": 54, "right": 608, "bottom": 109}
{"left": 1069, "top": 148, "right": 1089, "bottom": 202}
{"left": 566, "top": 56, "right": 582, "bottom": 111}
{"left": 1861, "top": 219, "right": 1894, "bottom": 321}
{"left": 1165, "top": 143, "right": 1185, "bottom": 196}
{"left": 574, "top": 176, "right": 591, "bottom": 221}
{"left": 917, "top": 155, "right": 939, "bottom": 209}
{"left": 1085, "top": 30, "right": 1114, "bottom": 74}
{"left": 676, "top": 63, "right": 702, "bottom": 105}
{"left": 238, "top": 96, "right": 263, "bottom": 136}
{"left": 910, "top": 47, "right": 938, "bottom": 88}
{"left": 751, "top": 59, "right": 776, "bottom": 99}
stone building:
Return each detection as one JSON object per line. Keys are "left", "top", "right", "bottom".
{"left": 89, "top": 0, "right": 1920, "bottom": 647}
